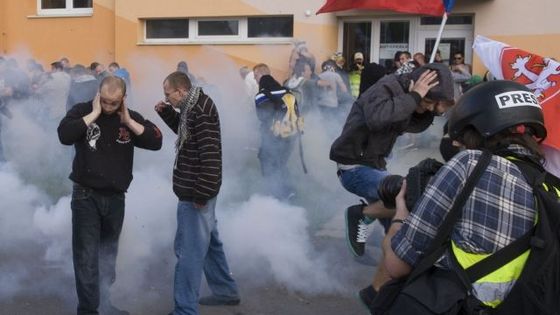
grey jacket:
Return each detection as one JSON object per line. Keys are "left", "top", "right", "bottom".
{"left": 330, "top": 72, "right": 438, "bottom": 169}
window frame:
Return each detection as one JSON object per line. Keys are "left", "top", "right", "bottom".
{"left": 37, "top": 0, "right": 93, "bottom": 16}
{"left": 144, "top": 18, "right": 191, "bottom": 43}
{"left": 195, "top": 18, "right": 242, "bottom": 40}
{"left": 142, "top": 16, "right": 293, "bottom": 45}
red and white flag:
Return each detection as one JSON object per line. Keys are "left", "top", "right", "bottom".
{"left": 473, "top": 35, "right": 560, "bottom": 150}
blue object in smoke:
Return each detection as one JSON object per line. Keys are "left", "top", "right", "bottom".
{"left": 113, "top": 68, "right": 131, "bottom": 87}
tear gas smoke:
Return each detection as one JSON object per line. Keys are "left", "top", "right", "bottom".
{"left": 0, "top": 48, "right": 445, "bottom": 311}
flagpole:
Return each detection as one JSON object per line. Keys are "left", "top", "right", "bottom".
{"left": 429, "top": 12, "right": 448, "bottom": 63}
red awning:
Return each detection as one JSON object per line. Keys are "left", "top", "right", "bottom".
{"left": 316, "top": 0, "right": 445, "bottom": 16}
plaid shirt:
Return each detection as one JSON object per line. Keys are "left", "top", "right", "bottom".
{"left": 392, "top": 146, "right": 537, "bottom": 267}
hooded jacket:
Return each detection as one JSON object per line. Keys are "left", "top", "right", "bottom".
{"left": 330, "top": 63, "right": 454, "bottom": 169}
{"left": 255, "top": 75, "right": 287, "bottom": 134}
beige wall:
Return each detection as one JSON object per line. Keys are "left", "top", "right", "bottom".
{"left": 2, "top": 0, "right": 559, "bottom": 81}
{"left": 0, "top": 0, "right": 5, "bottom": 54}
{"left": 1, "top": 1, "right": 116, "bottom": 68}
{"left": 113, "top": 0, "right": 338, "bottom": 82}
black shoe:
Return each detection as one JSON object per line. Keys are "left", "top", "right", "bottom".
{"left": 345, "top": 201, "right": 371, "bottom": 257}
{"left": 358, "top": 285, "right": 377, "bottom": 315}
{"left": 199, "top": 295, "right": 241, "bottom": 306}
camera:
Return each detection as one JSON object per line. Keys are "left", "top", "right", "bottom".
{"left": 378, "top": 175, "right": 404, "bottom": 209}
{"left": 377, "top": 158, "right": 444, "bottom": 210}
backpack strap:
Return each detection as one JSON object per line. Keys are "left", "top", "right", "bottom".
{"left": 463, "top": 225, "right": 535, "bottom": 282}
{"left": 407, "top": 150, "right": 493, "bottom": 283}
{"left": 262, "top": 89, "right": 285, "bottom": 110}
{"left": 460, "top": 156, "right": 544, "bottom": 282}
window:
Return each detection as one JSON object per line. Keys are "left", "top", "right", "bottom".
{"left": 146, "top": 19, "right": 189, "bottom": 40}
{"left": 143, "top": 15, "right": 293, "bottom": 44}
{"left": 343, "top": 22, "right": 372, "bottom": 65}
{"left": 379, "top": 21, "right": 410, "bottom": 69}
{"left": 37, "top": 0, "right": 92, "bottom": 16}
{"left": 198, "top": 20, "right": 239, "bottom": 36}
{"left": 248, "top": 16, "right": 293, "bottom": 38}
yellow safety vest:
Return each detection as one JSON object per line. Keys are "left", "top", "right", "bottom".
{"left": 452, "top": 156, "right": 560, "bottom": 307}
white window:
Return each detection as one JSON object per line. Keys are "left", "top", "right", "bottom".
{"left": 146, "top": 19, "right": 190, "bottom": 43}
{"left": 197, "top": 19, "right": 240, "bottom": 37}
{"left": 143, "top": 16, "right": 293, "bottom": 44}
{"left": 37, "top": 0, "right": 93, "bottom": 16}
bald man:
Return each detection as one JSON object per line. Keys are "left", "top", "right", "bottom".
{"left": 58, "top": 76, "right": 162, "bottom": 315}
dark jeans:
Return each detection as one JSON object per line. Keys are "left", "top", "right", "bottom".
{"left": 71, "top": 183, "right": 125, "bottom": 315}
{"left": 258, "top": 133, "right": 296, "bottom": 199}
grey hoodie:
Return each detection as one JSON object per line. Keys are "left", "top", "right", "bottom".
{"left": 330, "top": 63, "right": 454, "bottom": 169}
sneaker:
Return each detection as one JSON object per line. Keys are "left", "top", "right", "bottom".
{"left": 199, "top": 295, "right": 241, "bottom": 306}
{"left": 345, "top": 201, "right": 372, "bottom": 257}
{"left": 358, "top": 285, "right": 377, "bottom": 315}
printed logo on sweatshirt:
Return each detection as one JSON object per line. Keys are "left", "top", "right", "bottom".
{"left": 86, "top": 123, "right": 101, "bottom": 151}
{"left": 117, "top": 127, "right": 131, "bottom": 144}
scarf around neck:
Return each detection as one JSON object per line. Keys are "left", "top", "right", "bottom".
{"left": 176, "top": 86, "right": 202, "bottom": 152}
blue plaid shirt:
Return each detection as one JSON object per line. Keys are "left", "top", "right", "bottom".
{"left": 392, "top": 146, "right": 537, "bottom": 267}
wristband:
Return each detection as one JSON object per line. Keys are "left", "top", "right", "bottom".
{"left": 391, "top": 219, "right": 405, "bottom": 225}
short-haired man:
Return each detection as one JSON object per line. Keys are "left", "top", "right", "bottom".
{"left": 58, "top": 76, "right": 163, "bottom": 315}
{"left": 155, "top": 71, "right": 239, "bottom": 315}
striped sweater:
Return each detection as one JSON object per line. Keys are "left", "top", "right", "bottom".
{"left": 157, "top": 91, "right": 222, "bottom": 203}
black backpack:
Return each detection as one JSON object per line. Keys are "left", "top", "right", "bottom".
{"left": 264, "top": 90, "right": 304, "bottom": 138}
{"left": 373, "top": 151, "right": 560, "bottom": 315}
{"left": 487, "top": 156, "right": 560, "bottom": 315}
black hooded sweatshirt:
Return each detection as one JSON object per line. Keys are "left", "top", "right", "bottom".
{"left": 58, "top": 101, "right": 162, "bottom": 193}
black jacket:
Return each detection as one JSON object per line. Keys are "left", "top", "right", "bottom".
{"left": 58, "top": 102, "right": 162, "bottom": 193}
{"left": 255, "top": 75, "right": 286, "bottom": 134}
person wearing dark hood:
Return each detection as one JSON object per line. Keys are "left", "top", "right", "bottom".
{"left": 253, "top": 63, "right": 296, "bottom": 200}
{"left": 358, "top": 62, "right": 387, "bottom": 98}
{"left": 330, "top": 63, "right": 454, "bottom": 308}
{"left": 331, "top": 63, "right": 455, "bottom": 255}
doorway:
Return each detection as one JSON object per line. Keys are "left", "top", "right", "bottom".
{"left": 342, "top": 21, "right": 371, "bottom": 66}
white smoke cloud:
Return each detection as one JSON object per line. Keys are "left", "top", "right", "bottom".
{"left": 0, "top": 46, "right": 445, "bottom": 313}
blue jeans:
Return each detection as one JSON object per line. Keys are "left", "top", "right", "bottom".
{"left": 71, "top": 183, "right": 125, "bottom": 315}
{"left": 172, "top": 198, "right": 239, "bottom": 315}
{"left": 338, "top": 165, "right": 392, "bottom": 230}
{"left": 338, "top": 165, "right": 390, "bottom": 203}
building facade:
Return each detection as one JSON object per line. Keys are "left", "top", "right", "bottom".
{"left": 1, "top": 0, "right": 558, "bottom": 82}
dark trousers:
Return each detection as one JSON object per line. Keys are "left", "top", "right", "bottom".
{"left": 258, "top": 133, "right": 296, "bottom": 199}
{"left": 71, "top": 184, "right": 125, "bottom": 315}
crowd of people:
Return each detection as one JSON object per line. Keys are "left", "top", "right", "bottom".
{"left": 1, "top": 37, "right": 558, "bottom": 315}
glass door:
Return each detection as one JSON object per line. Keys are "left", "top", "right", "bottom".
{"left": 342, "top": 22, "right": 372, "bottom": 65}
{"left": 378, "top": 20, "right": 411, "bottom": 70}
{"left": 417, "top": 29, "right": 473, "bottom": 65}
